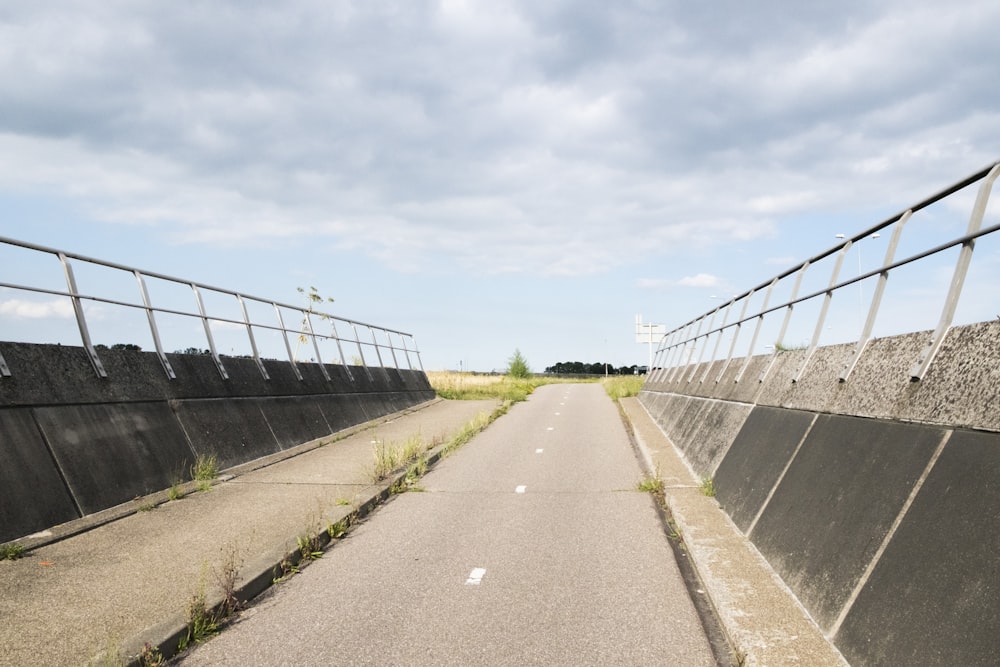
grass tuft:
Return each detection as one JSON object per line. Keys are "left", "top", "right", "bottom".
{"left": 190, "top": 453, "right": 219, "bottom": 492}
{"left": 327, "top": 518, "right": 350, "bottom": 539}
{"left": 368, "top": 433, "right": 429, "bottom": 483}
{"left": 426, "top": 371, "right": 580, "bottom": 402}
{"left": 134, "top": 498, "right": 157, "bottom": 512}
{"left": 700, "top": 477, "right": 716, "bottom": 497}
{"left": 138, "top": 643, "right": 164, "bottom": 667}
{"left": 602, "top": 375, "right": 645, "bottom": 402}
{"left": 1, "top": 542, "right": 25, "bottom": 560}
{"left": 636, "top": 475, "right": 665, "bottom": 493}
{"left": 297, "top": 534, "right": 324, "bottom": 562}
{"left": 178, "top": 571, "right": 219, "bottom": 651}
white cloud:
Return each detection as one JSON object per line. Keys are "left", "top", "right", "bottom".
{"left": 0, "top": 298, "right": 74, "bottom": 319}
{"left": 677, "top": 273, "right": 723, "bottom": 288}
{"left": 637, "top": 273, "right": 725, "bottom": 290}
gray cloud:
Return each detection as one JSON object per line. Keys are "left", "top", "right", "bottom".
{"left": 1, "top": 0, "right": 997, "bottom": 275}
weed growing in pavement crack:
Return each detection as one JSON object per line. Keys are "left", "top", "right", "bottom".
{"left": 134, "top": 497, "right": 157, "bottom": 512}
{"left": 327, "top": 517, "right": 351, "bottom": 539}
{"left": 1, "top": 542, "right": 25, "bottom": 560}
{"left": 213, "top": 542, "right": 246, "bottom": 619}
{"left": 700, "top": 477, "right": 716, "bottom": 497}
{"left": 138, "top": 642, "right": 164, "bottom": 666}
{"left": 636, "top": 473, "right": 665, "bottom": 494}
{"left": 368, "top": 433, "right": 430, "bottom": 482}
{"left": 178, "top": 566, "right": 220, "bottom": 651}
{"left": 297, "top": 534, "right": 324, "bottom": 562}
{"left": 272, "top": 557, "right": 300, "bottom": 583}
{"left": 190, "top": 453, "right": 219, "bottom": 492}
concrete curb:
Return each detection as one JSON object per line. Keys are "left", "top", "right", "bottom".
{"left": 619, "top": 397, "right": 849, "bottom": 667}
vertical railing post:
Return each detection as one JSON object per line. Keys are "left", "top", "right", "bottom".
{"left": 735, "top": 278, "right": 778, "bottom": 383}
{"left": 716, "top": 292, "right": 754, "bottom": 383}
{"left": 759, "top": 263, "right": 809, "bottom": 383}
{"left": 60, "top": 253, "right": 107, "bottom": 378}
{"left": 304, "top": 312, "right": 331, "bottom": 381}
{"left": 385, "top": 331, "right": 401, "bottom": 369}
{"left": 651, "top": 331, "right": 676, "bottom": 383}
{"left": 369, "top": 326, "right": 392, "bottom": 381}
{"left": 399, "top": 334, "right": 415, "bottom": 370}
{"left": 134, "top": 271, "right": 176, "bottom": 380}
{"left": 190, "top": 284, "right": 228, "bottom": 380}
{"left": 910, "top": 163, "right": 1000, "bottom": 380}
{"left": 273, "top": 303, "right": 303, "bottom": 381}
{"left": 700, "top": 298, "right": 735, "bottom": 383}
{"left": 666, "top": 324, "right": 693, "bottom": 383}
{"left": 648, "top": 347, "right": 667, "bottom": 384}
{"left": 688, "top": 306, "right": 722, "bottom": 383}
{"left": 683, "top": 314, "right": 711, "bottom": 383}
{"left": 328, "top": 320, "right": 354, "bottom": 381}
{"left": 840, "top": 211, "right": 911, "bottom": 381}
{"left": 237, "top": 294, "right": 269, "bottom": 380}
{"left": 351, "top": 323, "right": 374, "bottom": 381}
{"left": 409, "top": 336, "right": 425, "bottom": 372}
{"left": 793, "top": 244, "right": 849, "bottom": 382}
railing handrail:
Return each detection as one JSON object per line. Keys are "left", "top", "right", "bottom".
{"left": 649, "top": 159, "right": 1000, "bottom": 386}
{"left": 0, "top": 235, "right": 412, "bottom": 337}
{"left": 0, "top": 236, "right": 424, "bottom": 381}
{"left": 662, "top": 160, "right": 1000, "bottom": 339}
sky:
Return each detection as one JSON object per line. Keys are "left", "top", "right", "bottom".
{"left": 1, "top": 0, "right": 999, "bottom": 373}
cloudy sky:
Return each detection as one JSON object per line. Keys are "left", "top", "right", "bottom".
{"left": 1, "top": 0, "right": 999, "bottom": 372}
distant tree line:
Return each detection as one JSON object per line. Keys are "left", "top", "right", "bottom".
{"left": 544, "top": 361, "right": 646, "bottom": 375}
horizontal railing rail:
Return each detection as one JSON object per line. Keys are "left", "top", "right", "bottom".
{"left": 0, "top": 237, "right": 424, "bottom": 382}
{"left": 648, "top": 160, "right": 1000, "bottom": 386}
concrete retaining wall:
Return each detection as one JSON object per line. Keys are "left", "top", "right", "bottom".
{"left": 0, "top": 342, "right": 435, "bottom": 543}
{"left": 640, "top": 320, "right": 1000, "bottom": 666}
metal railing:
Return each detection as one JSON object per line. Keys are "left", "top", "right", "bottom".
{"left": 648, "top": 160, "right": 1000, "bottom": 386}
{"left": 0, "top": 237, "right": 424, "bottom": 382}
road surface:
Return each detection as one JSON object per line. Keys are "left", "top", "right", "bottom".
{"left": 178, "top": 383, "right": 719, "bottom": 665}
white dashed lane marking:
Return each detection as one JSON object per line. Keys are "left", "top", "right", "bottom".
{"left": 515, "top": 485, "right": 527, "bottom": 494}
{"left": 535, "top": 449, "right": 543, "bottom": 454}
{"left": 466, "top": 568, "right": 486, "bottom": 585}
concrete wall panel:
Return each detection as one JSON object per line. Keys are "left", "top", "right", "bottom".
{"left": 725, "top": 356, "right": 772, "bottom": 404}
{"left": 171, "top": 399, "right": 280, "bottom": 469}
{"left": 672, "top": 397, "right": 713, "bottom": 457}
{"left": 753, "top": 348, "right": 808, "bottom": 408}
{"left": 834, "top": 429, "right": 1000, "bottom": 666}
{"left": 315, "top": 394, "right": 371, "bottom": 433}
{"left": 824, "top": 332, "right": 925, "bottom": 421}
{"left": 684, "top": 400, "right": 754, "bottom": 478}
{"left": 34, "top": 403, "right": 194, "bottom": 515}
{"left": 713, "top": 406, "right": 816, "bottom": 533}
{"left": 898, "top": 321, "right": 1000, "bottom": 431}
{"left": 749, "top": 415, "right": 945, "bottom": 630}
{"left": 660, "top": 394, "right": 690, "bottom": 434}
{"left": 0, "top": 408, "right": 81, "bottom": 543}
{"left": 257, "top": 397, "right": 332, "bottom": 450}
{"left": 774, "top": 343, "right": 853, "bottom": 414}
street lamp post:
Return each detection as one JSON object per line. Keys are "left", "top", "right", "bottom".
{"left": 836, "top": 233, "right": 881, "bottom": 325}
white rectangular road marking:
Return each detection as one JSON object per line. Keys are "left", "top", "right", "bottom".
{"left": 466, "top": 567, "right": 487, "bottom": 585}
{"left": 535, "top": 448, "right": 544, "bottom": 454}
{"left": 515, "top": 485, "right": 527, "bottom": 494}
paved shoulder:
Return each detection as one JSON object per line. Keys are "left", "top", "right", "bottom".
{"left": 0, "top": 398, "right": 496, "bottom": 667}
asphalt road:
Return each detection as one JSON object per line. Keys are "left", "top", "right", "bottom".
{"left": 177, "top": 383, "right": 717, "bottom": 665}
